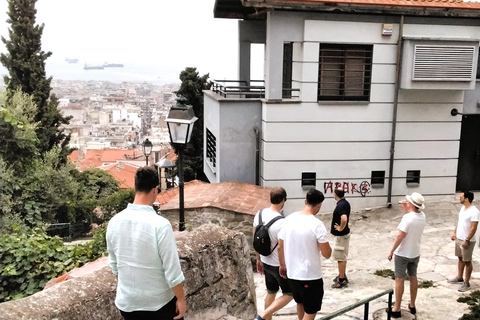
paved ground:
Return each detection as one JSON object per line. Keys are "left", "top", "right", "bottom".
{"left": 254, "top": 197, "right": 480, "bottom": 320}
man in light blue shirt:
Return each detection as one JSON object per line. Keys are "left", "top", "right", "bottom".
{"left": 107, "top": 166, "right": 186, "bottom": 320}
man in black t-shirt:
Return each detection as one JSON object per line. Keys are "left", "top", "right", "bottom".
{"left": 330, "top": 187, "right": 351, "bottom": 289}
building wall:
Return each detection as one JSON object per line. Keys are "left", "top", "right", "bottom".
{"left": 204, "top": 93, "right": 262, "bottom": 184}
{"left": 261, "top": 11, "right": 479, "bottom": 212}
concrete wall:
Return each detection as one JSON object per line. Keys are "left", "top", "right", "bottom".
{"left": 0, "top": 225, "right": 256, "bottom": 320}
{"left": 204, "top": 92, "right": 262, "bottom": 185}
{"left": 260, "top": 10, "right": 480, "bottom": 213}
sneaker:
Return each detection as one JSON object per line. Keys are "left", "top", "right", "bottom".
{"left": 458, "top": 282, "right": 471, "bottom": 292}
{"left": 333, "top": 275, "right": 349, "bottom": 283}
{"left": 386, "top": 307, "right": 401, "bottom": 318}
{"left": 254, "top": 315, "right": 265, "bottom": 320}
{"left": 331, "top": 279, "right": 348, "bottom": 289}
{"left": 447, "top": 276, "right": 464, "bottom": 283}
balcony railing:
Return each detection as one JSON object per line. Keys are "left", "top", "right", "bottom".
{"left": 211, "top": 80, "right": 299, "bottom": 99}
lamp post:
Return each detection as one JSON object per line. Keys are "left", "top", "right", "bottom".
{"left": 142, "top": 138, "right": 153, "bottom": 166}
{"left": 165, "top": 97, "right": 198, "bottom": 231}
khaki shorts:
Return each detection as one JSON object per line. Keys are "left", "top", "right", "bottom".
{"left": 455, "top": 238, "right": 475, "bottom": 262}
{"left": 332, "top": 234, "right": 350, "bottom": 261}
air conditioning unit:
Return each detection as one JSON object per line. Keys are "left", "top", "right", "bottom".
{"left": 400, "top": 38, "right": 479, "bottom": 90}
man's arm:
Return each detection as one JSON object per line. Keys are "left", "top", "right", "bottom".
{"left": 388, "top": 230, "right": 407, "bottom": 261}
{"left": 318, "top": 241, "right": 332, "bottom": 259}
{"left": 334, "top": 214, "right": 348, "bottom": 232}
{"left": 452, "top": 225, "right": 457, "bottom": 241}
{"left": 462, "top": 221, "right": 478, "bottom": 248}
{"left": 278, "top": 239, "right": 287, "bottom": 279}
{"left": 172, "top": 283, "right": 186, "bottom": 319}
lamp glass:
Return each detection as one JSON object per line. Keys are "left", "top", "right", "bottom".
{"left": 167, "top": 121, "right": 194, "bottom": 145}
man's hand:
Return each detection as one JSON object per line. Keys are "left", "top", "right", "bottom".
{"left": 256, "top": 259, "right": 264, "bottom": 275}
{"left": 451, "top": 233, "right": 456, "bottom": 241}
{"left": 173, "top": 298, "right": 186, "bottom": 320}
{"left": 334, "top": 223, "right": 340, "bottom": 231}
{"left": 461, "top": 240, "right": 469, "bottom": 249}
{"left": 387, "top": 252, "right": 393, "bottom": 261}
{"left": 279, "top": 265, "right": 287, "bottom": 279}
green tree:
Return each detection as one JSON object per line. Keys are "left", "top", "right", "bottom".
{"left": 0, "top": 0, "right": 71, "bottom": 163}
{"left": 75, "top": 169, "right": 119, "bottom": 200}
{"left": 174, "top": 67, "right": 211, "bottom": 181}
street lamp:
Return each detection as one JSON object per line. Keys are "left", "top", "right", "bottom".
{"left": 165, "top": 97, "right": 198, "bottom": 231}
{"left": 156, "top": 156, "right": 176, "bottom": 192}
{"left": 142, "top": 138, "right": 153, "bottom": 166}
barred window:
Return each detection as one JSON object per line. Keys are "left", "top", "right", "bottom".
{"left": 282, "top": 42, "right": 293, "bottom": 98}
{"left": 318, "top": 44, "right": 373, "bottom": 101}
{"left": 206, "top": 128, "right": 216, "bottom": 169}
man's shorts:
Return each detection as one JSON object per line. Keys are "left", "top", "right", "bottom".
{"left": 332, "top": 233, "right": 350, "bottom": 261}
{"left": 394, "top": 255, "right": 420, "bottom": 279}
{"left": 455, "top": 238, "right": 475, "bottom": 262}
{"left": 289, "top": 278, "right": 324, "bottom": 315}
{"left": 263, "top": 263, "right": 292, "bottom": 295}
{"left": 120, "top": 296, "right": 183, "bottom": 320}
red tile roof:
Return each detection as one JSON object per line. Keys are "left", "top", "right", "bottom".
{"left": 250, "top": 0, "right": 480, "bottom": 9}
{"left": 157, "top": 181, "right": 271, "bottom": 216}
{"left": 100, "top": 149, "right": 140, "bottom": 162}
{"left": 69, "top": 148, "right": 142, "bottom": 171}
{"left": 100, "top": 162, "right": 139, "bottom": 189}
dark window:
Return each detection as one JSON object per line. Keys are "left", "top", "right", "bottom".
{"left": 406, "top": 170, "right": 421, "bottom": 185}
{"left": 318, "top": 44, "right": 373, "bottom": 101}
{"left": 206, "top": 128, "right": 216, "bottom": 169}
{"left": 282, "top": 42, "right": 293, "bottom": 98}
{"left": 371, "top": 171, "right": 385, "bottom": 187}
{"left": 476, "top": 53, "right": 480, "bottom": 79}
{"left": 301, "top": 172, "right": 316, "bottom": 188}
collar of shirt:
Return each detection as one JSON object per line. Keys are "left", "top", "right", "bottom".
{"left": 127, "top": 203, "right": 157, "bottom": 214}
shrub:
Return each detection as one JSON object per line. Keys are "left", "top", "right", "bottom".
{"left": 0, "top": 225, "right": 106, "bottom": 302}
{"left": 458, "top": 290, "right": 480, "bottom": 320}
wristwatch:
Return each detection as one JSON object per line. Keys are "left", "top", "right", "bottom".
{"left": 466, "top": 238, "right": 470, "bottom": 242}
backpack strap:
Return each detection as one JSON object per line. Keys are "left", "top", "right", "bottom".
{"left": 258, "top": 209, "right": 264, "bottom": 225}
{"left": 265, "top": 215, "right": 284, "bottom": 254}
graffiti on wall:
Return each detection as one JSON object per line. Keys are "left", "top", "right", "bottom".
{"left": 323, "top": 180, "right": 371, "bottom": 197}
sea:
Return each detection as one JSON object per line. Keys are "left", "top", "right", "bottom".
{"left": 0, "top": 59, "right": 183, "bottom": 85}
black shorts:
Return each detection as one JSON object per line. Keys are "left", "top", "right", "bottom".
{"left": 120, "top": 297, "right": 183, "bottom": 320}
{"left": 289, "top": 278, "right": 324, "bottom": 315}
{"left": 263, "top": 263, "right": 292, "bottom": 295}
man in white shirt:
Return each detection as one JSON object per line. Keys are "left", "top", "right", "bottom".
{"left": 278, "top": 188, "right": 332, "bottom": 320}
{"left": 253, "top": 187, "right": 292, "bottom": 320}
{"left": 387, "top": 192, "right": 426, "bottom": 319}
{"left": 448, "top": 191, "right": 480, "bottom": 292}
{"left": 107, "top": 166, "right": 186, "bottom": 320}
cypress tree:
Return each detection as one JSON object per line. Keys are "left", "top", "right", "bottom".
{"left": 0, "top": 0, "right": 71, "bottom": 163}
{"left": 174, "top": 67, "right": 211, "bottom": 182}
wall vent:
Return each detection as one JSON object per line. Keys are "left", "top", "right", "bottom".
{"left": 413, "top": 45, "right": 475, "bottom": 81}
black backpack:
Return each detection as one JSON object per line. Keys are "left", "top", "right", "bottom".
{"left": 253, "top": 209, "right": 284, "bottom": 256}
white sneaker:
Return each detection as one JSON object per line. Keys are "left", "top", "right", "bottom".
{"left": 458, "top": 282, "right": 470, "bottom": 292}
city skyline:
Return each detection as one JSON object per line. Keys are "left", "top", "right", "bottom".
{"left": 0, "top": 0, "right": 264, "bottom": 83}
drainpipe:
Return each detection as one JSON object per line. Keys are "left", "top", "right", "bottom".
{"left": 387, "top": 15, "right": 405, "bottom": 208}
{"left": 254, "top": 127, "right": 260, "bottom": 186}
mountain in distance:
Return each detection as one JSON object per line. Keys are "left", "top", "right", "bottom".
{"left": 65, "top": 58, "right": 79, "bottom": 63}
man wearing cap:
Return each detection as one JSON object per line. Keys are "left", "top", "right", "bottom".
{"left": 448, "top": 191, "right": 480, "bottom": 292}
{"left": 387, "top": 192, "right": 426, "bottom": 318}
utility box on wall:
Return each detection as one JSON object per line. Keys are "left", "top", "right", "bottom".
{"left": 400, "top": 37, "right": 479, "bottom": 90}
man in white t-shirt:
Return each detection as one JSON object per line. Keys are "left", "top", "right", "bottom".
{"left": 387, "top": 192, "right": 426, "bottom": 319}
{"left": 448, "top": 191, "right": 480, "bottom": 292}
{"left": 278, "top": 188, "right": 332, "bottom": 320}
{"left": 253, "top": 187, "right": 292, "bottom": 320}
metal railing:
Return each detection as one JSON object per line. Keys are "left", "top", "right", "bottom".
{"left": 211, "top": 80, "right": 300, "bottom": 99}
{"left": 318, "top": 288, "right": 393, "bottom": 320}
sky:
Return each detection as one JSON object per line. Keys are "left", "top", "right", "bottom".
{"left": 0, "top": 0, "right": 263, "bottom": 83}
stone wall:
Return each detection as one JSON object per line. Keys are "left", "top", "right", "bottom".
{"left": 160, "top": 207, "right": 257, "bottom": 267}
{"left": 0, "top": 224, "right": 256, "bottom": 320}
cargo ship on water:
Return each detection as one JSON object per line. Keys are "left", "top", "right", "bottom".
{"left": 65, "top": 58, "right": 78, "bottom": 63}
{"left": 84, "top": 64, "right": 104, "bottom": 70}
{"left": 103, "top": 62, "right": 124, "bottom": 68}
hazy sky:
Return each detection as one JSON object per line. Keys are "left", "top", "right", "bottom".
{"left": 0, "top": 0, "right": 258, "bottom": 82}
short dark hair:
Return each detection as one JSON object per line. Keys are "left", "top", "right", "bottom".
{"left": 134, "top": 166, "right": 159, "bottom": 193}
{"left": 270, "top": 187, "right": 287, "bottom": 205}
{"left": 306, "top": 188, "right": 325, "bottom": 206}
{"left": 334, "top": 187, "right": 345, "bottom": 198}
{"left": 464, "top": 191, "right": 474, "bottom": 203}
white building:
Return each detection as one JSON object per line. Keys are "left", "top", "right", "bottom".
{"left": 204, "top": 0, "right": 480, "bottom": 212}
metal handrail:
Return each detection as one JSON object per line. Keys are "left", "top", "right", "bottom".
{"left": 318, "top": 288, "right": 393, "bottom": 320}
